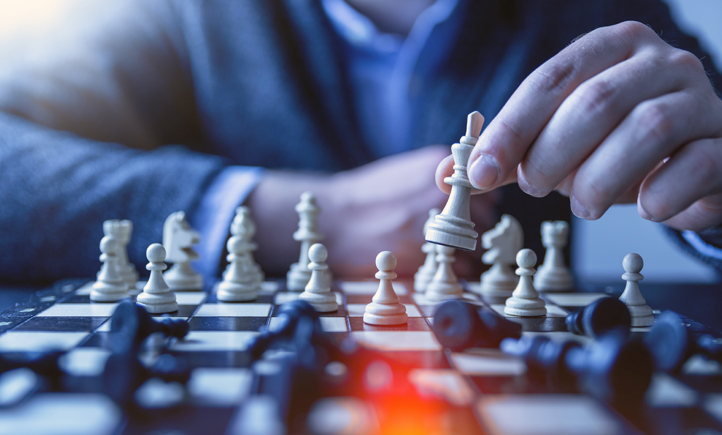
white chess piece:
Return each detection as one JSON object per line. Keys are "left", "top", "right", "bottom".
{"left": 231, "top": 206, "right": 264, "bottom": 285}
{"left": 535, "top": 221, "right": 574, "bottom": 292}
{"left": 414, "top": 208, "right": 441, "bottom": 292}
{"left": 479, "top": 215, "right": 523, "bottom": 299}
{"left": 364, "top": 251, "right": 408, "bottom": 325}
{"left": 163, "top": 211, "right": 203, "bottom": 291}
{"left": 91, "top": 236, "right": 129, "bottom": 302}
{"left": 287, "top": 192, "right": 324, "bottom": 291}
{"left": 426, "top": 246, "right": 463, "bottom": 302}
{"left": 217, "top": 235, "right": 261, "bottom": 302}
{"left": 136, "top": 244, "right": 178, "bottom": 314}
{"left": 103, "top": 219, "right": 138, "bottom": 291}
{"left": 425, "top": 112, "right": 483, "bottom": 251}
{"left": 619, "top": 253, "right": 654, "bottom": 327}
{"left": 504, "top": 249, "right": 546, "bottom": 317}
{"left": 299, "top": 244, "right": 338, "bottom": 312}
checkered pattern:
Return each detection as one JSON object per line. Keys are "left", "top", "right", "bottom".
{"left": 0, "top": 278, "right": 721, "bottom": 435}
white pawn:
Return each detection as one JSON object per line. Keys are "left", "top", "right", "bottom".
{"left": 479, "top": 215, "right": 523, "bottom": 299}
{"left": 504, "top": 249, "right": 546, "bottom": 317}
{"left": 364, "top": 251, "right": 408, "bottom": 325}
{"left": 299, "top": 244, "right": 338, "bottom": 312}
{"left": 217, "top": 236, "right": 261, "bottom": 302}
{"left": 535, "top": 221, "right": 574, "bottom": 292}
{"left": 230, "top": 206, "right": 264, "bottom": 285}
{"left": 136, "top": 244, "right": 178, "bottom": 314}
{"left": 619, "top": 253, "right": 654, "bottom": 327}
{"left": 91, "top": 236, "right": 130, "bottom": 302}
{"left": 414, "top": 208, "right": 440, "bottom": 292}
{"left": 287, "top": 192, "right": 324, "bottom": 291}
{"left": 426, "top": 246, "right": 463, "bottom": 302}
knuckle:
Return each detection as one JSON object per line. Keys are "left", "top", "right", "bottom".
{"left": 531, "top": 61, "right": 578, "bottom": 95}
{"left": 668, "top": 49, "right": 705, "bottom": 75}
{"left": 614, "top": 21, "right": 656, "bottom": 42}
{"left": 575, "top": 79, "right": 618, "bottom": 117}
{"left": 633, "top": 101, "right": 677, "bottom": 143}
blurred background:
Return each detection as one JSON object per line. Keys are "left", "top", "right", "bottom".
{"left": 573, "top": 0, "right": 722, "bottom": 283}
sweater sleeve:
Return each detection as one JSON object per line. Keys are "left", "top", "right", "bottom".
{"left": 0, "top": 0, "right": 232, "bottom": 282}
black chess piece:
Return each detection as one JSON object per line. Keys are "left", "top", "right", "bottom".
{"left": 501, "top": 329, "right": 653, "bottom": 406}
{"left": 566, "top": 297, "right": 632, "bottom": 338}
{"left": 645, "top": 311, "right": 722, "bottom": 372}
{"left": 109, "top": 301, "right": 189, "bottom": 353}
{"left": 432, "top": 300, "right": 522, "bottom": 351}
{"left": 247, "top": 300, "right": 323, "bottom": 360}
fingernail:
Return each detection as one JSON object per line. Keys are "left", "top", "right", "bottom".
{"left": 468, "top": 154, "right": 500, "bottom": 189}
{"left": 570, "top": 195, "right": 590, "bottom": 219}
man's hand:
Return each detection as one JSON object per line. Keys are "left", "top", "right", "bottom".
{"left": 250, "top": 146, "right": 497, "bottom": 279}
{"left": 436, "top": 21, "right": 722, "bottom": 231}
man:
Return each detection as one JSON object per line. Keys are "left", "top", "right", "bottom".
{"left": 0, "top": 0, "right": 719, "bottom": 283}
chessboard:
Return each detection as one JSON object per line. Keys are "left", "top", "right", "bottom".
{"left": 1, "top": 276, "right": 722, "bottom": 435}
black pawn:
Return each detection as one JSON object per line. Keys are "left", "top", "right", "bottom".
{"left": 433, "top": 300, "right": 522, "bottom": 351}
{"left": 645, "top": 311, "right": 722, "bottom": 372}
{"left": 566, "top": 297, "right": 631, "bottom": 338}
{"left": 110, "top": 301, "right": 189, "bottom": 353}
{"left": 247, "top": 300, "right": 322, "bottom": 360}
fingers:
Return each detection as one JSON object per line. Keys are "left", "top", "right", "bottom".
{"left": 435, "top": 154, "right": 454, "bottom": 194}
{"left": 518, "top": 49, "right": 697, "bottom": 197}
{"left": 569, "top": 90, "right": 721, "bottom": 219}
{"left": 468, "top": 21, "right": 661, "bottom": 190}
{"left": 639, "top": 137, "right": 722, "bottom": 230}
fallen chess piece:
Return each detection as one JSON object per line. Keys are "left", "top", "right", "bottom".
{"left": 110, "top": 300, "right": 189, "bottom": 353}
{"left": 432, "top": 300, "right": 522, "bottom": 351}
{"left": 501, "top": 330, "right": 653, "bottom": 407}
{"left": 566, "top": 297, "right": 631, "bottom": 338}
{"left": 645, "top": 311, "right": 722, "bottom": 372}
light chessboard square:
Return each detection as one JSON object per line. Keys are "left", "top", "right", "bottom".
{"left": 38, "top": 303, "right": 119, "bottom": 317}
{"left": 352, "top": 331, "right": 441, "bottom": 351}
{"left": 195, "top": 304, "right": 271, "bottom": 317}
{"left": 0, "top": 332, "right": 89, "bottom": 352}
{"left": 171, "top": 331, "right": 259, "bottom": 351}
{"left": 408, "top": 369, "right": 475, "bottom": 406}
{"left": 451, "top": 349, "right": 526, "bottom": 376}
{"left": 174, "top": 292, "right": 207, "bottom": 305}
{"left": 478, "top": 395, "right": 626, "bottom": 435}
{"left": 543, "top": 292, "right": 608, "bottom": 307}
{"left": 338, "top": 281, "right": 408, "bottom": 295}
{"left": 188, "top": 368, "right": 252, "bottom": 405}
{"left": 274, "top": 292, "right": 343, "bottom": 306}
{"left": 346, "top": 304, "right": 421, "bottom": 318}
{"left": 58, "top": 348, "right": 112, "bottom": 376}
{"left": 645, "top": 374, "right": 698, "bottom": 407}
{"left": 269, "top": 316, "right": 348, "bottom": 333}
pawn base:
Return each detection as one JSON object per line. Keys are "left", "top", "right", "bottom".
{"left": 164, "top": 273, "right": 203, "bottom": 291}
{"left": 631, "top": 314, "right": 655, "bottom": 327}
{"left": 535, "top": 267, "right": 573, "bottom": 292}
{"left": 299, "top": 293, "right": 338, "bottom": 313}
{"left": 364, "top": 311, "right": 408, "bottom": 326}
{"left": 136, "top": 300, "right": 178, "bottom": 314}
{"left": 414, "top": 268, "right": 434, "bottom": 293}
{"left": 216, "top": 281, "right": 259, "bottom": 302}
{"left": 426, "top": 282, "right": 463, "bottom": 302}
{"left": 478, "top": 272, "right": 517, "bottom": 298}
{"left": 504, "top": 297, "right": 546, "bottom": 317}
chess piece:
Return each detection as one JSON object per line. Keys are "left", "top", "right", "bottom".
{"left": 566, "top": 297, "right": 632, "bottom": 338}
{"left": 644, "top": 311, "right": 722, "bottom": 372}
{"left": 162, "top": 211, "right": 203, "bottom": 291}
{"left": 136, "top": 244, "right": 178, "bottom": 314}
{"left": 247, "top": 300, "right": 323, "bottom": 360}
{"left": 299, "top": 244, "right": 338, "bottom": 312}
{"left": 535, "top": 221, "right": 574, "bottom": 292}
{"left": 103, "top": 219, "right": 138, "bottom": 290}
{"left": 426, "top": 246, "right": 463, "bottom": 302}
{"left": 287, "top": 192, "right": 324, "bottom": 291}
{"left": 504, "top": 249, "right": 546, "bottom": 317}
{"left": 433, "top": 300, "right": 522, "bottom": 351}
{"left": 91, "top": 236, "right": 130, "bottom": 302}
{"left": 217, "top": 235, "right": 261, "bottom": 302}
{"left": 619, "top": 253, "right": 654, "bottom": 327}
{"left": 425, "top": 112, "right": 483, "bottom": 251}
{"left": 109, "top": 301, "right": 189, "bottom": 353}
{"left": 414, "top": 208, "right": 441, "bottom": 292}
{"left": 478, "top": 215, "right": 523, "bottom": 299}
{"left": 500, "top": 330, "right": 653, "bottom": 407}
{"left": 364, "top": 251, "right": 407, "bottom": 325}
{"left": 231, "top": 206, "right": 264, "bottom": 285}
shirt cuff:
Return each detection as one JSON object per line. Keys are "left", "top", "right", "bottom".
{"left": 681, "top": 230, "right": 722, "bottom": 262}
{"left": 191, "top": 166, "right": 263, "bottom": 279}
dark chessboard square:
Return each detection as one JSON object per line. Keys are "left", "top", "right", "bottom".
{"left": 381, "top": 350, "right": 451, "bottom": 369}
{"left": 468, "top": 374, "right": 572, "bottom": 395}
{"left": 205, "top": 294, "right": 274, "bottom": 304}
{"left": 348, "top": 317, "right": 430, "bottom": 332}
{"left": 167, "top": 350, "right": 253, "bottom": 368}
{"left": 189, "top": 317, "right": 268, "bottom": 331}
{"left": 14, "top": 317, "right": 107, "bottom": 332}
{"left": 345, "top": 295, "right": 373, "bottom": 305}
{"left": 148, "top": 305, "right": 197, "bottom": 318}
{"left": 507, "top": 316, "right": 568, "bottom": 332}
{"left": 79, "top": 332, "right": 112, "bottom": 348}
{"left": 60, "top": 295, "right": 92, "bottom": 304}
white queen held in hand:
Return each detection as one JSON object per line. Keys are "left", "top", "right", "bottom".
{"left": 364, "top": 251, "right": 408, "bottom": 326}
